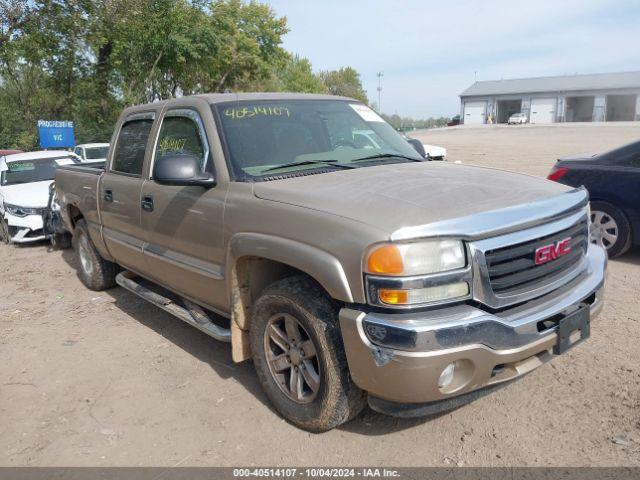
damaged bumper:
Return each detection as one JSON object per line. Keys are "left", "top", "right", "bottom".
{"left": 339, "top": 244, "right": 606, "bottom": 415}
{"left": 4, "top": 212, "right": 47, "bottom": 243}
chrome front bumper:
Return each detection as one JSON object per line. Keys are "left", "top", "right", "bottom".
{"left": 339, "top": 244, "right": 607, "bottom": 406}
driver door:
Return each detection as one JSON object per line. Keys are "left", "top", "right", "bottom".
{"left": 140, "top": 106, "right": 228, "bottom": 312}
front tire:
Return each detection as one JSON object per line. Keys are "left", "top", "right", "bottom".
{"left": 590, "top": 201, "right": 632, "bottom": 258}
{"left": 72, "top": 219, "right": 118, "bottom": 290}
{"left": 0, "top": 216, "right": 10, "bottom": 244}
{"left": 250, "top": 276, "right": 366, "bottom": 432}
{"left": 50, "top": 232, "right": 72, "bottom": 250}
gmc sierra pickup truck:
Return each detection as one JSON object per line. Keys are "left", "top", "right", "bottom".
{"left": 56, "top": 93, "right": 607, "bottom": 432}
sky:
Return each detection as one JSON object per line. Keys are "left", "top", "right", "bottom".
{"left": 264, "top": 0, "right": 640, "bottom": 118}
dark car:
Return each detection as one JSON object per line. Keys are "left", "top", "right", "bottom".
{"left": 447, "top": 115, "right": 460, "bottom": 127}
{"left": 547, "top": 139, "right": 640, "bottom": 257}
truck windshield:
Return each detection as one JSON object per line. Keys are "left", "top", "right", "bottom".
{"left": 214, "top": 100, "right": 423, "bottom": 180}
{"left": 1, "top": 156, "right": 75, "bottom": 186}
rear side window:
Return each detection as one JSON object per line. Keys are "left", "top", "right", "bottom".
{"left": 112, "top": 118, "right": 154, "bottom": 175}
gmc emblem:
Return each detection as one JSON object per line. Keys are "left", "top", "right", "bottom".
{"left": 535, "top": 237, "right": 572, "bottom": 265}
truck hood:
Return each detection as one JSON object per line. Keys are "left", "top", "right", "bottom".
{"left": 1, "top": 180, "right": 53, "bottom": 208}
{"left": 253, "top": 162, "right": 570, "bottom": 235}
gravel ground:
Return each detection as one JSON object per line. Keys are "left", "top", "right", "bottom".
{"left": 1, "top": 123, "right": 639, "bottom": 467}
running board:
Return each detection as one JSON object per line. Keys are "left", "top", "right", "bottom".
{"left": 115, "top": 271, "right": 231, "bottom": 343}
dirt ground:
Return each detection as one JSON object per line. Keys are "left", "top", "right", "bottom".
{"left": 1, "top": 124, "right": 640, "bottom": 467}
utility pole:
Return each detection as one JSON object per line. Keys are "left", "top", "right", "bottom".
{"left": 376, "top": 72, "right": 383, "bottom": 113}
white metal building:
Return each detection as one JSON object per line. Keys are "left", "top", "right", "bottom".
{"left": 459, "top": 71, "right": 640, "bottom": 125}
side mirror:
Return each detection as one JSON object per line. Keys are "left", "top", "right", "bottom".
{"left": 153, "top": 154, "right": 215, "bottom": 188}
{"left": 407, "top": 138, "right": 427, "bottom": 158}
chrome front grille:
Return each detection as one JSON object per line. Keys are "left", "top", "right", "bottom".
{"left": 469, "top": 208, "right": 591, "bottom": 309}
{"left": 484, "top": 218, "right": 589, "bottom": 294}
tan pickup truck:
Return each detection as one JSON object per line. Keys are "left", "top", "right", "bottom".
{"left": 56, "top": 93, "right": 607, "bottom": 431}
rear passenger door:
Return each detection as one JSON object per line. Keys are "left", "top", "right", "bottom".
{"left": 140, "top": 106, "right": 227, "bottom": 312}
{"left": 100, "top": 112, "right": 156, "bottom": 274}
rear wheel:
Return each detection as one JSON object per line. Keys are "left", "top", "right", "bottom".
{"left": 73, "top": 219, "right": 118, "bottom": 290}
{"left": 590, "top": 201, "right": 632, "bottom": 258}
{"left": 250, "top": 275, "right": 366, "bottom": 432}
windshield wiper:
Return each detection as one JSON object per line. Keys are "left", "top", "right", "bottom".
{"left": 262, "top": 159, "right": 356, "bottom": 173}
{"left": 351, "top": 153, "right": 424, "bottom": 163}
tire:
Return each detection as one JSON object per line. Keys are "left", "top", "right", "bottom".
{"left": 72, "top": 219, "right": 118, "bottom": 290}
{"left": 250, "top": 275, "right": 366, "bottom": 432}
{"left": 0, "top": 216, "right": 10, "bottom": 244}
{"left": 590, "top": 201, "right": 632, "bottom": 258}
{"left": 51, "top": 232, "right": 72, "bottom": 250}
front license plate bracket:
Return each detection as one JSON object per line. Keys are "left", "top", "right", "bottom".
{"left": 553, "top": 303, "right": 590, "bottom": 355}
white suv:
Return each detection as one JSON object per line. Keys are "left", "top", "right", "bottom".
{"left": 508, "top": 112, "right": 528, "bottom": 125}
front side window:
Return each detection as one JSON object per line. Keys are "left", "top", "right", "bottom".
{"left": 154, "top": 114, "right": 208, "bottom": 170}
{"left": 214, "top": 100, "right": 422, "bottom": 181}
{"left": 1, "top": 156, "right": 76, "bottom": 186}
{"left": 111, "top": 118, "right": 154, "bottom": 175}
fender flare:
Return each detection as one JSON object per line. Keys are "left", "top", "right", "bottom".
{"left": 227, "top": 232, "right": 354, "bottom": 303}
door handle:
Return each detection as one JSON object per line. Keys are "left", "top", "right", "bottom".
{"left": 141, "top": 195, "right": 154, "bottom": 212}
{"left": 104, "top": 189, "right": 113, "bottom": 203}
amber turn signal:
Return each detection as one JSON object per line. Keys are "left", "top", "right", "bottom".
{"left": 378, "top": 289, "right": 408, "bottom": 305}
{"left": 366, "top": 244, "right": 404, "bottom": 275}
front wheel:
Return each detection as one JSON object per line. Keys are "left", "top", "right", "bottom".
{"left": 250, "top": 276, "right": 366, "bottom": 432}
{"left": 50, "top": 232, "right": 72, "bottom": 250}
{"left": 0, "top": 216, "right": 10, "bottom": 244}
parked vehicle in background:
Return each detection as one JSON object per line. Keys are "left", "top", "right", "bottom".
{"left": 355, "top": 130, "right": 447, "bottom": 160}
{"left": 42, "top": 182, "right": 73, "bottom": 249}
{"left": 0, "top": 149, "right": 23, "bottom": 156}
{"left": 548, "top": 139, "right": 640, "bottom": 257}
{"left": 73, "top": 143, "right": 109, "bottom": 162}
{"left": 0, "top": 151, "right": 79, "bottom": 243}
{"left": 398, "top": 133, "right": 447, "bottom": 160}
{"left": 508, "top": 113, "right": 528, "bottom": 125}
{"left": 447, "top": 115, "right": 460, "bottom": 126}
{"left": 421, "top": 143, "right": 447, "bottom": 160}
{"left": 56, "top": 93, "right": 606, "bottom": 432}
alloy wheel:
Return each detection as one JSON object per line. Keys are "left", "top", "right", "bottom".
{"left": 263, "top": 312, "right": 321, "bottom": 404}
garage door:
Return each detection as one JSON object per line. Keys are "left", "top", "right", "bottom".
{"left": 530, "top": 98, "right": 556, "bottom": 124}
{"left": 463, "top": 101, "right": 486, "bottom": 125}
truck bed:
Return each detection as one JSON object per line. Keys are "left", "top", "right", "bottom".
{"left": 55, "top": 161, "right": 105, "bottom": 236}
{"left": 57, "top": 160, "right": 105, "bottom": 175}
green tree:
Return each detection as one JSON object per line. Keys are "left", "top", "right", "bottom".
{"left": 0, "top": 0, "right": 369, "bottom": 150}
{"left": 318, "top": 67, "right": 368, "bottom": 103}
{"left": 269, "top": 54, "right": 328, "bottom": 93}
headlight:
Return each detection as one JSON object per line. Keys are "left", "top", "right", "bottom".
{"left": 365, "top": 239, "right": 466, "bottom": 276}
{"left": 365, "top": 239, "right": 470, "bottom": 307}
{"left": 4, "top": 204, "right": 41, "bottom": 217}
